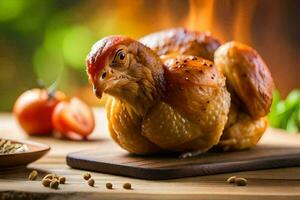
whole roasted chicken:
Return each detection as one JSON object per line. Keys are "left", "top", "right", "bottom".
{"left": 86, "top": 28, "right": 274, "bottom": 156}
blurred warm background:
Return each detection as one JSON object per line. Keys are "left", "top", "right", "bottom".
{"left": 0, "top": 0, "right": 299, "bottom": 112}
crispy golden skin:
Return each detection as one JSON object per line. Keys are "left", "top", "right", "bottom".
{"left": 142, "top": 56, "right": 231, "bottom": 152}
{"left": 214, "top": 41, "right": 274, "bottom": 150}
{"left": 218, "top": 102, "right": 268, "bottom": 151}
{"left": 87, "top": 33, "right": 274, "bottom": 155}
{"left": 105, "top": 55, "right": 231, "bottom": 153}
{"left": 141, "top": 29, "right": 274, "bottom": 151}
{"left": 214, "top": 41, "right": 275, "bottom": 119}
{"left": 106, "top": 96, "right": 161, "bottom": 154}
{"left": 140, "top": 28, "right": 221, "bottom": 61}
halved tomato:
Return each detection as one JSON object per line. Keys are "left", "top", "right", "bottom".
{"left": 52, "top": 97, "right": 95, "bottom": 140}
{"left": 13, "top": 88, "right": 67, "bottom": 135}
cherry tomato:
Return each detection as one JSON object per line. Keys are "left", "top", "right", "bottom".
{"left": 13, "top": 88, "right": 67, "bottom": 135}
{"left": 52, "top": 97, "right": 95, "bottom": 140}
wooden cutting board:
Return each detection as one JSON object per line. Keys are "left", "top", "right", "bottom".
{"left": 67, "top": 130, "right": 300, "bottom": 180}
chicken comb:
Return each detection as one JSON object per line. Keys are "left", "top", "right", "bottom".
{"left": 86, "top": 36, "right": 134, "bottom": 83}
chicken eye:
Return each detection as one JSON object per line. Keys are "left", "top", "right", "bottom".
{"left": 101, "top": 71, "right": 106, "bottom": 79}
{"left": 114, "top": 49, "right": 127, "bottom": 64}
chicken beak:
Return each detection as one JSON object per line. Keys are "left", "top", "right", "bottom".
{"left": 93, "top": 69, "right": 114, "bottom": 99}
{"left": 93, "top": 84, "right": 104, "bottom": 99}
{"left": 92, "top": 70, "right": 107, "bottom": 99}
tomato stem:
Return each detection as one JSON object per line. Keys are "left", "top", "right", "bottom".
{"left": 47, "top": 80, "right": 58, "bottom": 100}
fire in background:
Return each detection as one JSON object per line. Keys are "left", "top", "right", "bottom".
{"left": 0, "top": 0, "right": 299, "bottom": 111}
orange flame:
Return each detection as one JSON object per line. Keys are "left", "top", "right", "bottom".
{"left": 86, "top": 0, "right": 298, "bottom": 97}
{"left": 186, "top": 0, "right": 215, "bottom": 31}
{"left": 232, "top": 0, "right": 258, "bottom": 44}
{"left": 185, "top": 0, "right": 259, "bottom": 44}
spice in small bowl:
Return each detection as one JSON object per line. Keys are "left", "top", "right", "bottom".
{"left": 0, "top": 139, "right": 28, "bottom": 155}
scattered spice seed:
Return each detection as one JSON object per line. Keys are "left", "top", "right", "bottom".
{"left": 50, "top": 180, "right": 59, "bottom": 189}
{"left": 106, "top": 182, "right": 113, "bottom": 189}
{"left": 54, "top": 175, "right": 60, "bottom": 180}
{"left": 235, "top": 177, "right": 247, "bottom": 186}
{"left": 226, "top": 176, "right": 236, "bottom": 184}
{"left": 43, "top": 174, "right": 55, "bottom": 180}
{"left": 83, "top": 172, "right": 91, "bottom": 180}
{"left": 28, "top": 170, "right": 38, "bottom": 181}
{"left": 42, "top": 178, "right": 51, "bottom": 187}
{"left": 59, "top": 176, "right": 66, "bottom": 184}
{"left": 123, "top": 182, "right": 132, "bottom": 190}
{"left": 88, "top": 178, "right": 95, "bottom": 187}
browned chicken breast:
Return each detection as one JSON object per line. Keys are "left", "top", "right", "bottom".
{"left": 142, "top": 55, "right": 230, "bottom": 153}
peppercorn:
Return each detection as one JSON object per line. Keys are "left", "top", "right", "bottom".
{"left": 106, "top": 182, "right": 113, "bottom": 189}
{"left": 123, "top": 182, "right": 132, "bottom": 190}
{"left": 59, "top": 176, "right": 66, "bottom": 184}
{"left": 235, "top": 177, "right": 247, "bottom": 186}
{"left": 42, "top": 178, "right": 51, "bottom": 187}
{"left": 88, "top": 178, "right": 95, "bottom": 187}
{"left": 43, "top": 174, "right": 55, "bottom": 180}
{"left": 226, "top": 176, "right": 236, "bottom": 184}
{"left": 50, "top": 180, "right": 59, "bottom": 189}
{"left": 83, "top": 172, "right": 91, "bottom": 180}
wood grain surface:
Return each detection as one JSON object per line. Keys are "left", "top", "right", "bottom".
{"left": 0, "top": 109, "right": 300, "bottom": 200}
{"left": 66, "top": 142, "right": 300, "bottom": 180}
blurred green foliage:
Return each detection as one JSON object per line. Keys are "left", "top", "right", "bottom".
{"left": 268, "top": 89, "right": 300, "bottom": 133}
{"left": 0, "top": 0, "right": 100, "bottom": 111}
{"left": 0, "top": 0, "right": 171, "bottom": 111}
{"left": 0, "top": 0, "right": 25, "bottom": 22}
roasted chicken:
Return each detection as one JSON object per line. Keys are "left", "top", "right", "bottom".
{"left": 141, "top": 28, "right": 274, "bottom": 151}
{"left": 86, "top": 28, "right": 274, "bottom": 155}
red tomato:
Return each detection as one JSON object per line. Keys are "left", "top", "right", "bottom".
{"left": 13, "top": 89, "right": 67, "bottom": 135}
{"left": 52, "top": 97, "right": 95, "bottom": 140}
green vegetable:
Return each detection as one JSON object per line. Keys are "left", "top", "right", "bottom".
{"left": 268, "top": 89, "right": 300, "bottom": 133}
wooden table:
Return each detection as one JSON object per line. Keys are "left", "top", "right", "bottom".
{"left": 0, "top": 109, "right": 300, "bottom": 200}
